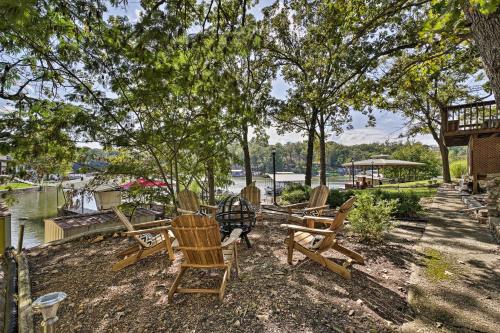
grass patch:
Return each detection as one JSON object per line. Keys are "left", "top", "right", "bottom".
{"left": 374, "top": 187, "right": 437, "bottom": 197}
{"left": 423, "top": 248, "right": 454, "bottom": 281}
{"left": 379, "top": 179, "right": 442, "bottom": 188}
{"left": 0, "top": 182, "right": 33, "bottom": 191}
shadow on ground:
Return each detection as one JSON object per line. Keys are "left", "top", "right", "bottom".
{"left": 28, "top": 222, "right": 420, "bottom": 333}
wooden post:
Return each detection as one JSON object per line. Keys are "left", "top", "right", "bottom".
{"left": 442, "top": 107, "right": 448, "bottom": 133}
{"left": 18, "top": 224, "right": 25, "bottom": 252}
{"left": 0, "top": 204, "right": 11, "bottom": 252}
{"left": 473, "top": 173, "right": 479, "bottom": 194}
{"left": 81, "top": 191, "right": 85, "bottom": 213}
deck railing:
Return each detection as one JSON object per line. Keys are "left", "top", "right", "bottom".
{"left": 444, "top": 100, "right": 499, "bottom": 133}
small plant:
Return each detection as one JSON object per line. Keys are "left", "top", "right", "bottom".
{"left": 280, "top": 184, "right": 310, "bottom": 204}
{"left": 348, "top": 192, "right": 398, "bottom": 241}
{"left": 450, "top": 160, "right": 467, "bottom": 179}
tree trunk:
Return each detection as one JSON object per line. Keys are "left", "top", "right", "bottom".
{"left": 464, "top": 4, "right": 500, "bottom": 109}
{"left": 241, "top": 124, "right": 253, "bottom": 186}
{"left": 439, "top": 142, "right": 451, "bottom": 183}
{"left": 437, "top": 107, "right": 451, "bottom": 183}
{"left": 206, "top": 161, "right": 215, "bottom": 205}
{"left": 318, "top": 115, "right": 327, "bottom": 186}
{"left": 305, "top": 108, "right": 319, "bottom": 186}
{"left": 174, "top": 156, "right": 180, "bottom": 193}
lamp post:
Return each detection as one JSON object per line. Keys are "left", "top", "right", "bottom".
{"left": 371, "top": 161, "right": 374, "bottom": 187}
{"left": 351, "top": 159, "right": 355, "bottom": 188}
{"left": 272, "top": 148, "right": 277, "bottom": 205}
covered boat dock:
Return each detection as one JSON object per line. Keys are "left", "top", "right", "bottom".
{"left": 341, "top": 159, "right": 425, "bottom": 188}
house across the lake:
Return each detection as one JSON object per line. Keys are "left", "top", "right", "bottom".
{"left": 0, "top": 155, "right": 13, "bottom": 175}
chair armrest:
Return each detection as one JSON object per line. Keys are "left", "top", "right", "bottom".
{"left": 177, "top": 208, "right": 196, "bottom": 215}
{"left": 280, "top": 224, "right": 335, "bottom": 236}
{"left": 281, "top": 202, "right": 308, "bottom": 209}
{"left": 301, "top": 216, "right": 337, "bottom": 224}
{"left": 134, "top": 219, "right": 172, "bottom": 229}
{"left": 200, "top": 204, "right": 218, "bottom": 211}
{"left": 125, "top": 226, "right": 172, "bottom": 237}
{"left": 221, "top": 228, "right": 242, "bottom": 247}
{"left": 303, "top": 205, "right": 329, "bottom": 212}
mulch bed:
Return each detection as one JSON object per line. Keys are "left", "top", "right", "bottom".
{"left": 27, "top": 220, "right": 422, "bottom": 333}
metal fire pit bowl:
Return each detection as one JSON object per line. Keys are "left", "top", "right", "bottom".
{"left": 216, "top": 195, "right": 256, "bottom": 248}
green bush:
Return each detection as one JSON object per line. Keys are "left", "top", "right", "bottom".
{"left": 450, "top": 160, "right": 467, "bottom": 179}
{"left": 371, "top": 189, "right": 422, "bottom": 218}
{"left": 328, "top": 189, "right": 355, "bottom": 208}
{"left": 348, "top": 192, "right": 398, "bottom": 241}
{"left": 329, "top": 188, "right": 422, "bottom": 218}
{"left": 280, "top": 184, "right": 311, "bottom": 204}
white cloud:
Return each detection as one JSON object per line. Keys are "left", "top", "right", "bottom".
{"left": 133, "top": 9, "right": 144, "bottom": 22}
{"left": 0, "top": 105, "right": 15, "bottom": 114}
{"left": 336, "top": 128, "right": 392, "bottom": 145}
{"left": 267, "top": 127, "right": 304, "bottom": 144}
{"left": 256, "top": 126, "right": 436, "bottom": 147}
{"left": 335, "top": 127, "right": 436, "bottom": 146}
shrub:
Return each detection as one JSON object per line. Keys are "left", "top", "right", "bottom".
{"left": 329, "top": 188, "right": 422, "bottom": 218}
{"left": 328, "top": 189, "right": 355, "bottom": 208}
{"left": 280, "top": 184, "right": 311, "bottom": 204}
{"left": 348, "top": 192, "right": 398, "bottom": 241}
{"left": 450, "top": 160, "right": 467, "bottom": 179}
{"left": 371, "top": 189, "right": 422, "bottom": 218}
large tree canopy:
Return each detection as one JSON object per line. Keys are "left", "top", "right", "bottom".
{"left": 264, "top": 0, "right": 427, "bottom": 186}
{"left": 0, "top": 0, "right": 498, "bottom": 202}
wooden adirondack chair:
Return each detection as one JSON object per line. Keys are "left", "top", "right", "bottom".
{"left": 240, "top": 183, "right": 262, "bottom": 222}
{"left": 112, "top": 207, "right": 175, "bottom": 271}
{"left": 168, "top": 215, "right": 242, "bottom": 303}
{"left": 283, "top": 185, "right": 330, "bottom": 222}
{"left": 281, "top": 196, "right": 364, "bottom": 279}
{"left": 177, "top": 189, "right": 217, "bottom": 217}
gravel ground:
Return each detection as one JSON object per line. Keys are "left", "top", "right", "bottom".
{"left": 28, "top": 222, "right": 422, "bottom": 333}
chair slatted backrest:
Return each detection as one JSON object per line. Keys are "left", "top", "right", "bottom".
{"left": 178, "top": 189, "right": 201, "bottom": 213}
{"left": 317, "top": 196, "right": 357, "bottom": 251}
{"left": 112, "top": 207, "right": 149, "bottom": 248}
{"left": 240, "top": 184, "right": 261, "bottom": 208}
{"left": 171, "top": 215, "right": 224, "bottom": 266}
{"left": 308, "top": 185, "right": 329, "bottom": 208}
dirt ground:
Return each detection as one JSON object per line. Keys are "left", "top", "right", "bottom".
{"left": 28, "top": 220, "right": 422, "bottom": 333}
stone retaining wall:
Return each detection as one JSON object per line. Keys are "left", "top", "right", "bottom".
{"left": 485, "top": 174, "right": 500, "bottom": 242}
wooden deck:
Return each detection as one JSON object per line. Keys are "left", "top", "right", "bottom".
{"left": 443, "top": 100, "right": 499, "bottom": 146}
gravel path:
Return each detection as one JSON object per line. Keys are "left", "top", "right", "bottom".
{"left": 402, "top": 188, "right": 500, "bottom": 333}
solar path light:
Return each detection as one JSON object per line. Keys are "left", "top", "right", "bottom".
{"left": 32, "top": 292, "right": 67, "bottom": 333}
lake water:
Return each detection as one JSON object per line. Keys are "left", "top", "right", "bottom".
{"left": 8, "top": 187, "right": 61, "bottom": 249}
{"left": 7, "top": 185, "right": 96, "bottom": 249}
{"left": 6, "top": 176, "right": 347, "bottom": 248}
{"left": 227, "top": 176, "right": 347, "bottom": 200}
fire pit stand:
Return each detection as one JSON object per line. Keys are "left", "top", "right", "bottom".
{"left": 216, "top": 196, "right": 256, "bottom": 248}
